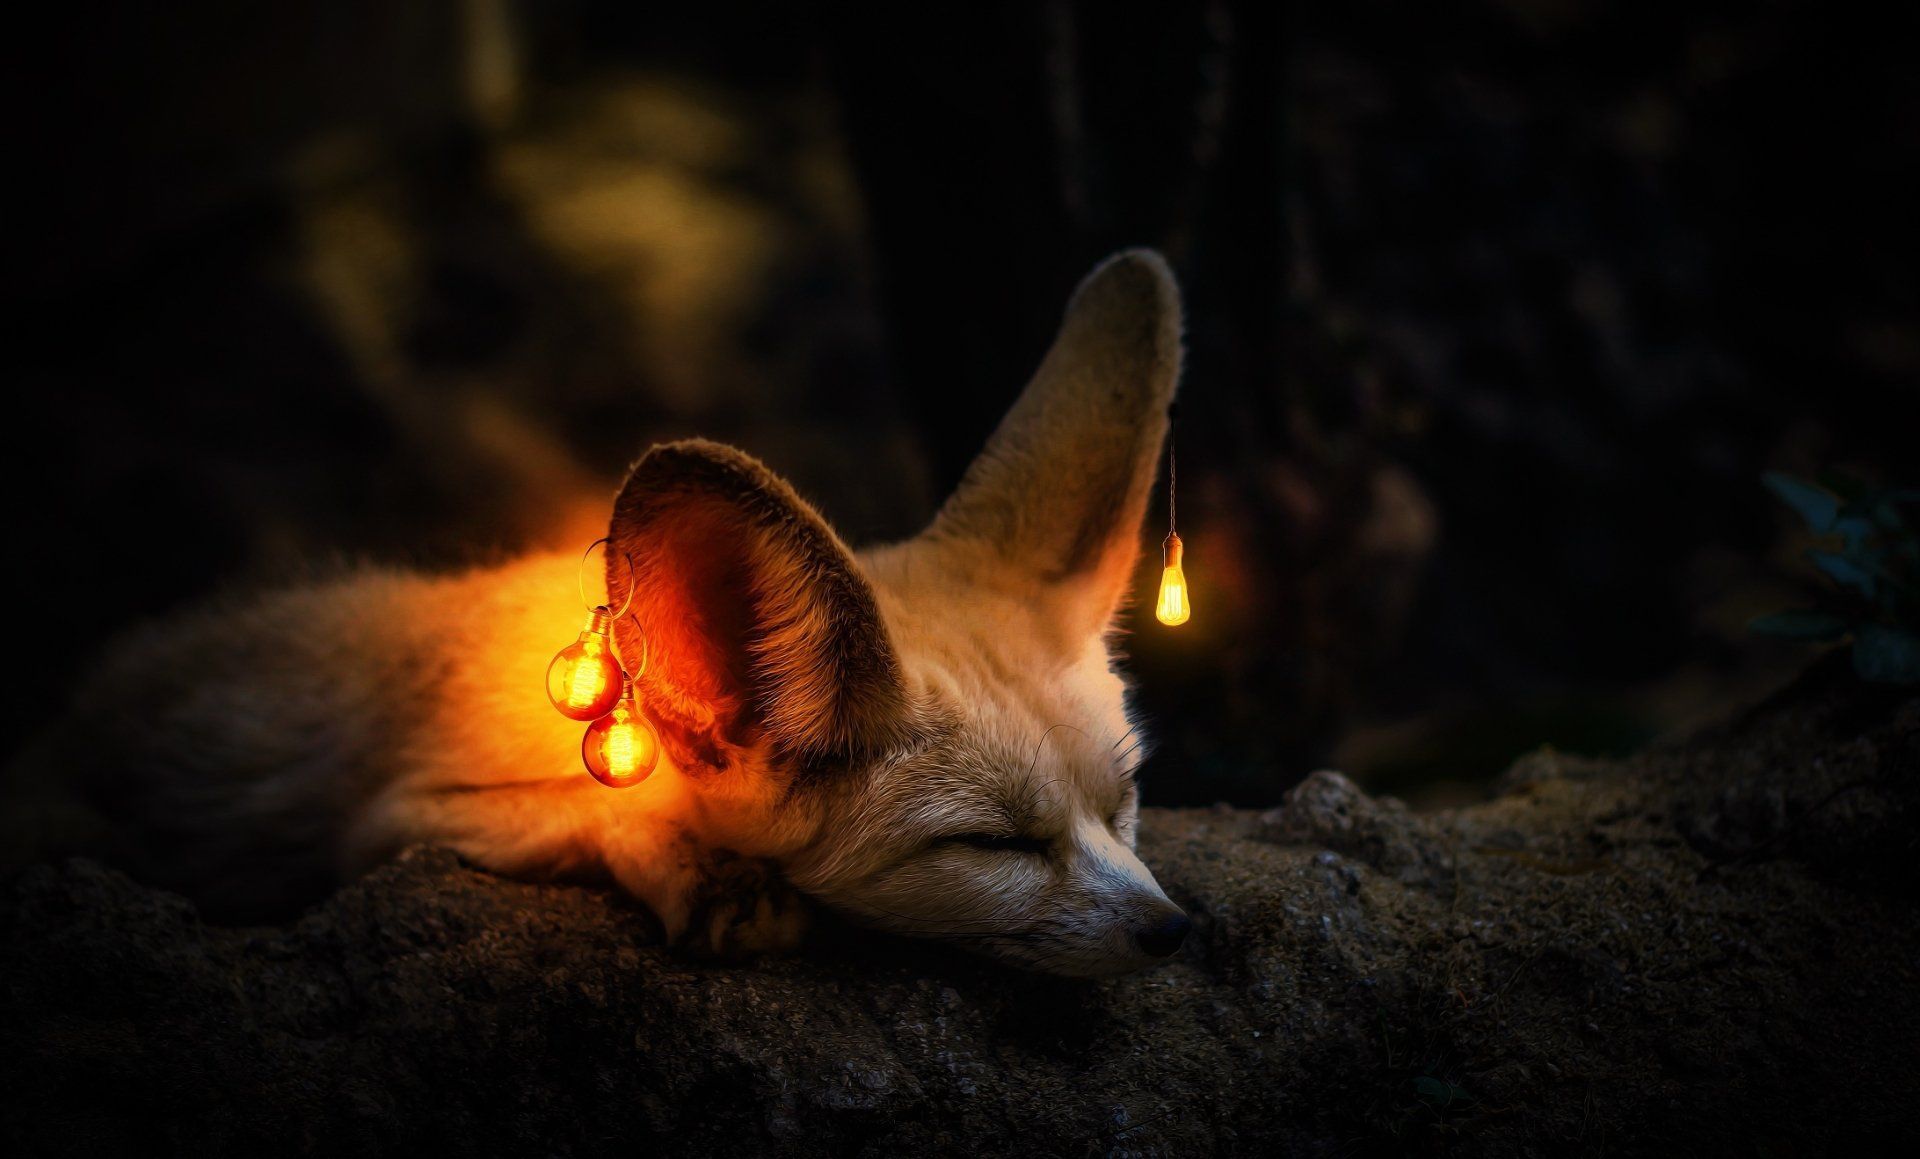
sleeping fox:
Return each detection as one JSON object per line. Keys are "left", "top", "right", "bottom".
{"left": 16, "top": 250, "right": 1190, "bottom": 977}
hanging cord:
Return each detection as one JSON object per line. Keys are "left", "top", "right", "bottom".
{"left": 577, "top": 538, "right": 637, "bottom": 620}
{"left": 576, "top": 538, "right": 648, "bottom": 681}
{"left": 1167, "top": 402, "right": 1179, "bottom": 538}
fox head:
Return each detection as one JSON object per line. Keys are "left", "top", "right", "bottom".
{"left": 606, "top": 251, "right": 1186, "bottom": 976}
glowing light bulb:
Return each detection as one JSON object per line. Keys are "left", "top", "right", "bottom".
{"left": 546, "top": 606, "right": 625, "bottom": 721}
{"left": 1155, "top": 532, "right": 1191, "bottom": 626}
{"left": 582, "top": 687, "right": 660, "bottom": 788}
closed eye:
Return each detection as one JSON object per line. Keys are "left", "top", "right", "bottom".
{"left": 945, "top": 832, "right": 1051, "bottom": 856}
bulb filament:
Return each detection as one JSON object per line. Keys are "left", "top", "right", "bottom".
{"left": 1156, "top": 532, "right": 1190, "bottom": 627}
{"left": 567, "top": 639, "right": 609, "bottom": 706}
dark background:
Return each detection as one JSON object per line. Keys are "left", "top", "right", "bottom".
{"left": 7, "top": 0, "right": 1916, "bottom": 808}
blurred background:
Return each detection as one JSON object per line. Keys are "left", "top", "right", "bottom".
{"left": 6, "top": 0, "right": 1915, "bottom": 808}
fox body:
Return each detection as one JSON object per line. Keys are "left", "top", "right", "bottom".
{"left": 24, "top": 251, "right": 1189, "bottom": 976}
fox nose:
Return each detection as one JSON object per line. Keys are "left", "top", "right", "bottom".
{"left": 1134, "top": 909, "right": 1191, "bottom": 958}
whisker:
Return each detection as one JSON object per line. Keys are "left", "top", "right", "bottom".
{"left": 1026, "top": 722, "right": 1086, "bottom": 779}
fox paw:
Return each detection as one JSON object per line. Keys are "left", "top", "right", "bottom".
{"left": 679, "top": 855, "right": 811, "bottom": 959}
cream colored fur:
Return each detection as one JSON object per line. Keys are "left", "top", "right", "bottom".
{"left": 17, "top": 250, "right": 1187, "bottom": 976}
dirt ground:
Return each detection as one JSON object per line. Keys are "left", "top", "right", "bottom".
{"left": 3, "top": 657, "right": 1915, "bottom": 1156}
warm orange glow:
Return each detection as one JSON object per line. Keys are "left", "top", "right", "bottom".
{"left": 583, "top": 693, "right": 660, "bottom": 788}
{"left": 1156, "top": 533, "right": 1191, "bottom": 626}
{"left": 546, "top": 607, "right": 625, "bottom": 720}
{"left": 606, "top": 719, "right": 639, "bottom": 771}
{"left": 567, "top": 642, "right": 611, "bottom": 704}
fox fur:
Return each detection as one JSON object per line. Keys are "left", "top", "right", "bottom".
{"left": 14, "top": 249, "right": 1189, "bottom": 976}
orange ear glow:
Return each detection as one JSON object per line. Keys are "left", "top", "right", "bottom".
{"left": 582, "top": 685, "right": 660, "bottom": 788}
{"left": 546, "top": 606, "right": 625, "bottom": 721}
{"left": 1155, "top": 532, "right": 1191, "bottom": 626}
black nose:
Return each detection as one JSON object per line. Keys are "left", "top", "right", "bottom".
{"left": 1134, "top": 910, "right": 1191, "bottom": 958}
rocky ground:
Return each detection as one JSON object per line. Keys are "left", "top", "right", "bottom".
{"left": 3, "top": 659, "right": 1916, "bottom": 1156}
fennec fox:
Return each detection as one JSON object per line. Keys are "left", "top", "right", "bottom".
{"left": 22, "top": 250, "right": 1191, "bottom": 976}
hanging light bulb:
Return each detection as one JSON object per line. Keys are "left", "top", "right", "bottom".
{"left": 582, "top": 682, "right": 660, "bottom": 788}
{"left": 545, "top": 606, "right": 624, "bottom": 721}
{"left": 1156, "top": 531, "right": 1191, "bottom": 626}
{"left": 1154, "top": 407, "right": 1192, "bottom": 627}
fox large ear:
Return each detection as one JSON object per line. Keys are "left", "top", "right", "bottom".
{"left": 606, "top": 440, "right": 918, "bottom": 767}
{"left": 919, "top": 249, "right": 1183, "bottom": 643}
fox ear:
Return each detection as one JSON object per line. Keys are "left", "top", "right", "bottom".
{"left": 606, "top": 439, "right": 917, "bottom": 766}
{"left": 920, "top": 249, "right": 1183, "bottom": 643}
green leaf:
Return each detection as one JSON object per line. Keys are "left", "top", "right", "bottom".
{"left": 1765, "top": 472, "right": 1841, "bottom": 534}
{"left": 1822, "top": 471, "right": 1873, "bottom": 504}
{"left": 1832, "top": 514, "right": 1876, "bottom": 553}
{"left": 1809, "top": 550, "right": 1877, "bottom": 598}
{"left": 1853, "top": 624, "right": 1920, "bottom": 684}
{"left": 1749, "top": 610, "right": 1850, "bottom": 640}
{"left": 1413, "top": 1076, "right": 1472, "bottom": 1109}
{"left": 1871, "top": 491, "right": 1917, "bottom": 536}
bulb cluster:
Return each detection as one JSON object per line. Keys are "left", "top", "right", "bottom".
{"left": 546, "top": 605, "right": 661, "bottom": 787}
